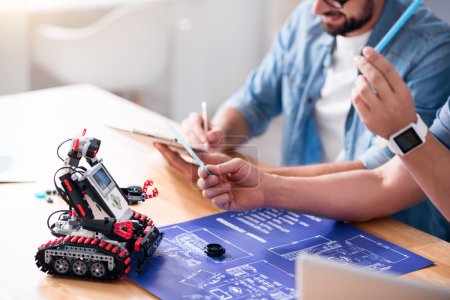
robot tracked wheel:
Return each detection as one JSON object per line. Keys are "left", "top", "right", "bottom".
{"left": 35, "top": 129, "right": 164, "bottom": 281}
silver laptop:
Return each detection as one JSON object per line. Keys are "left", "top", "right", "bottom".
{"left": 296, "top": 255, "right": 450, "bottom": 300}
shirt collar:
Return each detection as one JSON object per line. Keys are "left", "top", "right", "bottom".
{"left": 318, "top": 31, "right": 335, "bottom": 47}
{"left": 367, "top": 0, "right": 405, "bottom": 49}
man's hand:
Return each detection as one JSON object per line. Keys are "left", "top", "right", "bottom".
{"left": 352, "top": 47, "right": 417, "bottom": 139}
{"left": 154, "top": 143, "right": 232, "bottom": 181}
{"left": 197, "top": 158, "right": 267, "bottom": 211}
{"left": 182, "top": 112, "right": 224, "bottom": 152}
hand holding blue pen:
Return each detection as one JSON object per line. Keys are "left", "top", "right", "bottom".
{"left": 165, "top": 120, "right": 213, "bottom": 176}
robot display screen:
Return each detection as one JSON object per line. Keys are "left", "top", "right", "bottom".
{"left": 93, "top": 167, "right": 112, "bottom": 190}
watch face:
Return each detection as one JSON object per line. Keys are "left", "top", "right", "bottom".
{"left": 394, "top": 127, "right": 423, "bottom": 154}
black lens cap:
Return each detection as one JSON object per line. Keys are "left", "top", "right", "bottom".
{"left": 204, "top": 243, "right": 226, "bottom": 258}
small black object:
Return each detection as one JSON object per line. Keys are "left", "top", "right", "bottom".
{"left": 122, "top": 186, "right": 143, "bottom": 205}
{"left": 46, "top": 198, "right": 54, "bottom": 203}
{"left": 45, "top": 190, "right": 52, "bottom": 195}
{"left": 204, "top": 243, "right": 225, "bottom": 258}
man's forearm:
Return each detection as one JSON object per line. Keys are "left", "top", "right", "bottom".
{"left": 263, "top": 159, "right": 423, "bottom": 222}
{"left": 211, "top": 107, "right": 250, "bottom": 151}
{"left": 263, "top": 160, "right": 366, "bottom": 177}
{"left": 400, "top": 133, "right": 450, "bottom": 220}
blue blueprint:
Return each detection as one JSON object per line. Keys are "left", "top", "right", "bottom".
{"left": 128, "top": 208, "right": 433, "bottom": 299}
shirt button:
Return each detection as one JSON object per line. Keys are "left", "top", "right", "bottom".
{"left": 307, "top": 98, "right": 313, "bottom": 104}
{"left": 348, "top": 110, "right": 354, "bottom": 118}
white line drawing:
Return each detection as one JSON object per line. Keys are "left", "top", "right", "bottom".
{"left": 181, "top": 260, "right": 296, "bottom": 300}
{"left": 159, "top": 226, "right": 253, "bottom": 265}
{"left": 210, "top": 288, "right": 232, "bottom": 299}
{"left": 181, "top": 269, "right": 225, "bottom": 289}
{"left": 269, "top": 234, "right": 410, "bottom": 272}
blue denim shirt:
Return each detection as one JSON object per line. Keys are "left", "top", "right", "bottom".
{"left": 430, "top": 98, "right": 450, "bottom": 150}
{"left": 223, "top": 0, "right": 450, "bottom": 168}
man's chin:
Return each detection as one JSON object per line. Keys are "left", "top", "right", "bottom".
{"left": 322, "top": 22, "right": 345, "bottom": 36}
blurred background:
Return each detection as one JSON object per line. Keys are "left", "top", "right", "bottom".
{"left": 0, "top": 0, "right": 448, "bottom": 164}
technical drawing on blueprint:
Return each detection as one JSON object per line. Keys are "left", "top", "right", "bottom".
{"left": 128, "top": 208, "right": 433, "bottom": 299}
{"left": 269, "top": 234, "right": 409, "bottom": 272}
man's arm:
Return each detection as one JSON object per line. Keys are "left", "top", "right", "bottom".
{"left": 265, "top": 157, "right": 424, "bottom": 222}
{"left": 353, "top": 47, "right": 450, "bottom": 220}
{"left": 263, "top": 160, "right": 365, "bottom": 177}
{"left": 198, "top": 157, "right": 425, "bottom": 222}
{"left": 209, "top": 107, "right": 250, "bottom": 152}
{"left": 399, "top": 132, "right": 450, "bottom": 220}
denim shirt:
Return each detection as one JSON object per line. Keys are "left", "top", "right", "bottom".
{"left": 430, "top": 98, "right": 450, "bottom": 150}
{"left": 223, "top": 0, "right": 450, "bottom": 168}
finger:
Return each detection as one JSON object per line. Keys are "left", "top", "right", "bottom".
{"left": 202, "top": 182, "right": 232, "bottom": 200}
{"left": 198, "top": 152, "right": 232, "bottom": 165}
{"left": 183, "top": 112, "right": 207, "bottom": 143}
{"left": 197, "top": 175, "right": 219, "bottom": 189}
{"left": 351, "top": 86, "right": 370, "bottom": 118}
{"left": 205, "top": 128, "right": 223, "bottom": 145}
{"left": 211, "top": 193, "right": 232, "bottom": 210}
{"left": 354, "top": 75, "right": 380, "bottom": 108}
{"left": 198, "top": 166, "right": 208, "bottom": 179}
{"left": 206, "top": 158, "right": 246, "bottom": 177}
{"left": 354, "top": 55, "right": 394, "bottom": 100}
{"left": 362, "top": 47, "right": 405, "bottom": 93}
{"left": 185, "top": 130, "right": 204, "bottom": 149}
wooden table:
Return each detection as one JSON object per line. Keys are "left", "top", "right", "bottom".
{"left": 0, "top": 85, "right": 448, "bottom": 299}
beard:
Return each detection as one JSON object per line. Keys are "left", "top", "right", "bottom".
{"left": 321, "top": 0, "right": 374, "bottom": 36}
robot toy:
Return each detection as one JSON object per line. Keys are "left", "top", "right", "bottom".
{"left": 35, "top": 129, "right": 164, "bottom": 280}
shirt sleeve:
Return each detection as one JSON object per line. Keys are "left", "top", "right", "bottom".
{"left": 221, "top": 5, "right": 304, "bottom": 137}
{"left": 430, "top": 98, "right": 450, "bottom": 150}
{"left": 358, "top": 144, "right": 394, "bottom": 170}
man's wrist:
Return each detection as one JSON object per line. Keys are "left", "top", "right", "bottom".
{"left": 386, "top": 114, "right": 428, "bottom": 156}
{"left": 262, "top": 173, "right": 283, "bottom": 208}
{"left": 384, "top": 114, "right": 418, "bottom": 139}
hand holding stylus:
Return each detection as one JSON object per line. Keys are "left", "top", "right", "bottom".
{"left": 181, "top": 103, "right": 223, "bottom": 152}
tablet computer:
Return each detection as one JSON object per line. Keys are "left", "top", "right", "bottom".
{"left": 297, "top": 255, "right": 450, "bottom": 300}
{"left": 108, "top": 125, "right": 205, "bottom": 153}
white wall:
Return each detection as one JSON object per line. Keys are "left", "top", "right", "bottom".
{"left": 170, "top": 0, "right": 266, "bottom": 121}
{"left": 169, "top": 0, "right": 303, "bottom": 121}
{"left": 0, "top": 11, "right": 29, "bottom": 95}
{"left": 424, "top": 0, "right": 450, "bottom": 24}
{"left": 266, "top": 0, "right": 301, "bottom": 48}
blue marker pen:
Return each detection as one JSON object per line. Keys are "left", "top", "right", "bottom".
{"left": 375, "top": 0, "right": 423, "bottom": 53}
{"left": 165, "top": 120, "right": 212, "bottom": 176}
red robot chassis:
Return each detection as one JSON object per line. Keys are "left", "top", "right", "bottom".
{"left": 35, "top": 130, "right": 164, "bottom": 280}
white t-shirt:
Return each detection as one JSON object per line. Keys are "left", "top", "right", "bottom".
{"left": 314, "top": 31, "right": 372, "bottom": 162}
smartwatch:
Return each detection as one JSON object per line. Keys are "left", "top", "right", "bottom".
{"left": 387, "top": 114, "right": 428, "bottom": 156}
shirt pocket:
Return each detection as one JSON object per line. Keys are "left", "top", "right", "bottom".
{"left": 282, "top": 65, "right": 307, "bottom": 116}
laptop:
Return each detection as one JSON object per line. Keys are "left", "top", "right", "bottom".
{"left": 296, "top": 255, "right": 450, "bottom": 300}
